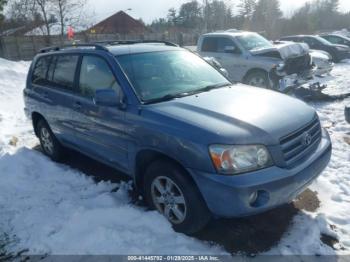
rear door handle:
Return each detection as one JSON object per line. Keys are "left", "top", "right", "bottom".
{"left": 42, "top": 92, "right": 49, "bottom": 99}
{"left": 73, "top": 101, "right": 82, "bottom": 110}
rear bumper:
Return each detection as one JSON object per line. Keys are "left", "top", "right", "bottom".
{"left": 187, "top": 129, "right": 332, "bottom": 217}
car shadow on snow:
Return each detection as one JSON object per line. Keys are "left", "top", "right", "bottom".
{"left": 33, "top": 145, "right": 322, "bottom": 255}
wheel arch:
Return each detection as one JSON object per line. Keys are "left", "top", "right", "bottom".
{"left": 31, "top": 112, "right": 46, "bottom": 137}
{"left": 133, "top": 149, "right": 197, "bottom": 195}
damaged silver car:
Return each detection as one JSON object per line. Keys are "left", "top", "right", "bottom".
{"left": 309, "top": 49, "right": 334, "bottom": 76}
{"left": 197, "top": 30, "right": 315, "bottom": 91}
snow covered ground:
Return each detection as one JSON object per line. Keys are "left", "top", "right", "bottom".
{"left": 0, "top": 58, "right": 349, "bottom": 256}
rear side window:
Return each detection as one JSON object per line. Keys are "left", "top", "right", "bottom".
{"left": 202, "top": 37, "right": 237, "bottom": 53}
{"left": 79, "top": 56, "right": 121, "bottom": 97}
{"left": 52, "top": 55, "right": 79, "bottom": 90}
{"left": 32, "top": 56, "right": 51, "bottom": 85}
{"left": 202, "top": 37, "right": 218, "bottom": 52}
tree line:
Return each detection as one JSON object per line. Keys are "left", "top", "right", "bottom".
{"left": 0, "top": 0, "right": 348, "bottom": 39}
{"left": 151, "top": 0, "right": 348, "bottom": 39}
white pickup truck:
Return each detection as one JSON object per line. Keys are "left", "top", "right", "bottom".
{"left": 196, "top": 30, "right": 316, "bottom": 91}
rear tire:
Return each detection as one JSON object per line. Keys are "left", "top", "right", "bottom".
{"left": 330, "top": 52, "right": 340, "bottom": 63}
{"left": 144, "top": 160, "right": 211, "bottom": 234}
{"left": 37, "top": 120, "right": 64, "bottom": 161}
{"left": 244, "top": 71, "right": 270, "bottom": 88}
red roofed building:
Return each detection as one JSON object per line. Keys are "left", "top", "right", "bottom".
{"left": 88, "top": 11, "right": 148, "bottom": 34}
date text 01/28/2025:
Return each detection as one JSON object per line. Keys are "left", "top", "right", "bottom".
{"left": 127, "top": 256, "right": 220, "bottom": 261}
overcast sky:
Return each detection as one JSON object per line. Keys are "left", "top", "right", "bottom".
{"left": 88, "top": 0, "right": 350, "bottom": 24}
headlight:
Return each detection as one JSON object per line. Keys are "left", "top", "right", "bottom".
{"left": 275, "top": 63, "right": 285, "bottom": 71}
{"left": 209, "top": 145, "right": 273, "bottom": 175}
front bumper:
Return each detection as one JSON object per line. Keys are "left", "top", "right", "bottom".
{"left": 315, "top": 63, "right": 334, "bottom": 76}
{"left": 278, "top": 71, "right": 314, "bottom": 92}
{"left": 187, "top": 130, "right": 332, "bottom": 218}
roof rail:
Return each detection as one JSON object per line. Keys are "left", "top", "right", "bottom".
{"left": 39, "top": 43, "right": 109, "bottom": 53}
{"left": 95, "top": 40, "right": 179, "bottom": 47}
{"left": 38, "top": 40, "right": 178, "bottom": 54}
{"left": 226, "top": 29, "right": 241, "bottom": 32}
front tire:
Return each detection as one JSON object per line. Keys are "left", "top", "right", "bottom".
{"left": 37, "top": 120, "right": 64, "bottom": 161}
{"left": 244, "top": 71, "right": 270, "bottom": 88}
{"left": 144, "top": 160, "right": 211, "bottom": 234}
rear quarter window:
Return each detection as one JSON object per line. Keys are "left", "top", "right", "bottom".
{"left": 32, "top": 56, "right": 52, "bottom": 85}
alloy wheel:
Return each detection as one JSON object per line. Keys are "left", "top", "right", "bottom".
{"left": 248, "top": 76, "right": 266, "bottom": 87}
{"left": 151, "top": 176, "right": 187, "bottom": 224}
{"left": 40, "top": 127, "right": 54, "bottom": 155}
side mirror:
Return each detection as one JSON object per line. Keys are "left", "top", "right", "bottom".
{"left": 224, "top": 46, "right": 237, "bottom": 53}
{"left": 94, "top": 89, "right": 125, "bottom": 108}
{"left": 219, "top": 68, "right": 229, "bottom": 78}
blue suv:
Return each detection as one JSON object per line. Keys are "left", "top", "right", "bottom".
{"left": 24, "top": 41, "right": 332, "bottom": 234}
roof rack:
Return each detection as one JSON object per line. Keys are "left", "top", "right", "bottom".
{"left": 38, "top": 40, "right": 179, "bottom": 54}
{"left": 39, "top": 43, "right": 108, "bottom": 53}
{"left": 95, "top": 40, "right": 179, "bottom": 47}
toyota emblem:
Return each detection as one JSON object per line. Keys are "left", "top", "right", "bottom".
{"left": 302, "top": 132, "right": 312, "bottom": 146}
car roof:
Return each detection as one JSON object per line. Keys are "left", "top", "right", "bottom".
{"left": 201, "top": 31, "right": 256, "bottom": 38}
{"left": 36, "top": 42, "right": 184, "bottom": 58}
{"left": 320, "top": 33, "right": 348, "bottom": 38}
{"left": 107, "top": 43, "right": 182, "bottom": 56}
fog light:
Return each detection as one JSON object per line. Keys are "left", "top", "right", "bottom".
{"left": 249, "top": 190, "right": 270, "bottom": 208}
{"left": 249, "top": 191, "right": 258, "bottom": 205}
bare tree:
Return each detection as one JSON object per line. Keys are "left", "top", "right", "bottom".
{"left": 51, "top": 0, "right": 87, "bottom": 36}
{"left": 8, "top": 0, "right": 55, "bottom": 36}
{"left": 35, "top": 0, "right": 53, "bottom": 36}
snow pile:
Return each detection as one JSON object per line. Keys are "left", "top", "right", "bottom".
{"left": 24, "top": 23, "right": 87, "bottom": 36}
{"left": 0, "top": 149, "right": 222, "bottom": 255}
{"left": 0, "top": 57, "right": 350, "bottom": 255}
{"left": 0, "top": 59, "right": 35, "bottom": 153}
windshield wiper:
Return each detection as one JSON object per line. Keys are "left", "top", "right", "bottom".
{"left": 144, "top": 93, "right": 186, "bottom": 104}
{"left": 195, "top": 82, "right": 231, "bottom": 93}
{"left": 144, "top": 82, "right": 231, "bottom": 105}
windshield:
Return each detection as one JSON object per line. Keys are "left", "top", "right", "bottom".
{"left": 116, "top": 50, "right": 230, "bottom": 103}
{"left": 236, "top": 33, "right": 273, "bottom": 51}
{"left": 314, "top": 36, "right": 332, "bottom": 45}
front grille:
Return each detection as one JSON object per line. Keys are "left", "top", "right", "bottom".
{"left": 280, "top": 116, "right": 322, "bottom": 167}
{"left": 284, "top": 54, "right": 312, "bottom": 75}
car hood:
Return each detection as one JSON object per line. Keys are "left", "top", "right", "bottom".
{"left": 142, "top": 85, "right": 316, "bottom": 145}
{"left": 250, "top": 42, "right": 309, "bottom": 60}
{"left": 310, "top": 49, "right": 331, "bottom": 60}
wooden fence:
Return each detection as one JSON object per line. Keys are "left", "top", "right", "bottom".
{"left": 0, "top": 32, "right": 200, "bottom": 61}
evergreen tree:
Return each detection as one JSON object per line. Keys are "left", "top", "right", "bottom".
{"left": 252, "top": 0, "right": 282, "bottom": 37}
{"left": 238, "top": 0, "right": 256, "bottom": 19}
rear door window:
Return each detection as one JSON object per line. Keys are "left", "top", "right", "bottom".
{"left": 202, "top": 37, "right": 218, "bottom": 52}
{"left": 51, "top": 55, "right": 79, "bottom": 91}
{"left": 217, "top": 38, "right": 237, "bottom": 52}
{"left": 79, "top": 55, "right": 121, "bottom": 98}
{"left": 202, "top": 37, "right": 238, "bottom": 53}
{"left": 303, "top": 37, "right": 318, "bottom": 47}
{"left": 32, "top": 56, "right": 52, "bottom": 85}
